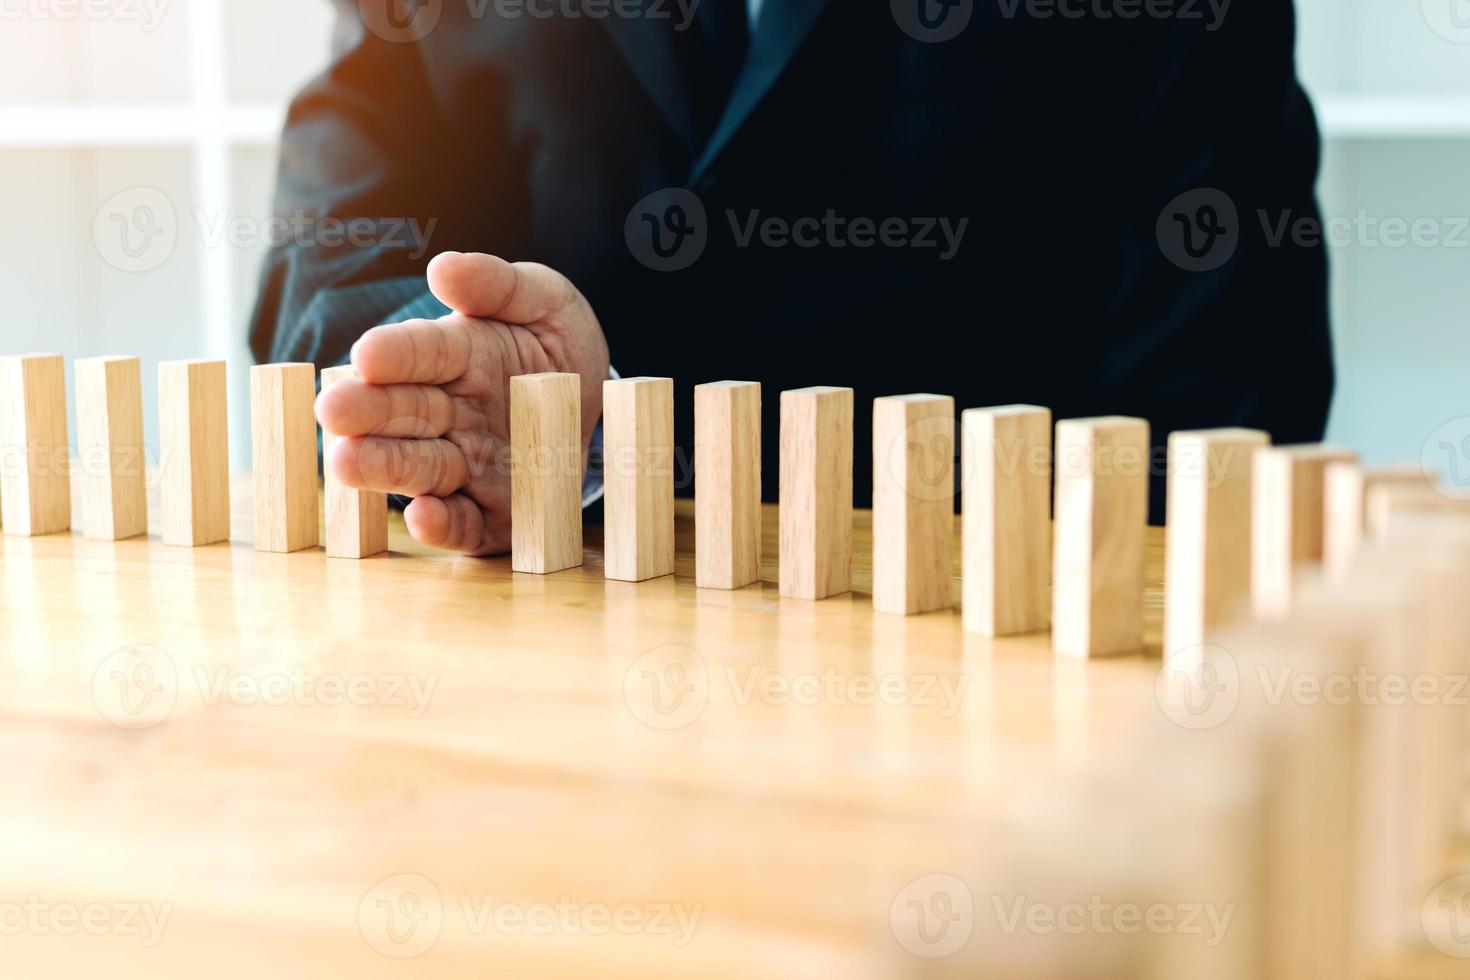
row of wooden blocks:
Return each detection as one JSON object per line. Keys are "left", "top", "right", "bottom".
{"left": 1, "top": 353, "right": 1456, "bottom": 658}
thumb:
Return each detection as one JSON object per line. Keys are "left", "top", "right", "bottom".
{"left": 426, "top": 251, "right": 576, "bottom": 325}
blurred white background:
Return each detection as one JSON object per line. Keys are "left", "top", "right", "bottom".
{"left": 0, "top": 0, "right": 1465, "bottom": 469}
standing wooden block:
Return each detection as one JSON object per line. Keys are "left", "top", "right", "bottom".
{"left": 321, "top": 366, "right": 387, "bottom": 559}
{"left": 1322, "top": 464, "right": 1427, "bottom": 580}
{"left": 75, "top": 356, "right": 147, "bottom": 541}
{"left": 961, "top": 405, "right": 1051, "bottom": 636}
{"left": 1163, "top": 428, "right": 1268, "bottom": 657}
{"left": 603, "top": 377, "right": 674, "bottom": 582}
{"left": 872, "top": 394, "right": 955, "bottom": 615}
{"left": 251, "top": 362, "right": 320, "bottom": 554}
{"left": 1052, "top": 416, "right": 1149, "bottom": 657}
{"left": 0, "top": 353, "right": 70, "bottom": 536}
{"left": 159, "top": 359, "right": 230, "bottom": 547}
{"left": 779, "top": 386, "right": 853, "bottom": 600}
{"left": 1250, "top": 444, "right": 1357, "bottom": 618}
{"left": 695, "top": 381, "right": 762, "bottom": 590}
{"left": 510, "top": 372, "right": 583, "bottom": 574}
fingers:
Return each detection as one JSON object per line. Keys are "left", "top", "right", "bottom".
{"left": 327, "top": 435, "right": 467, "bottom": 497}
{"left": 427, "top": 251, "right": 575, "bottom": 324}
{"left": 315, "top": 378, "right": 458, "bottom": 438}
{"left": 404, "top": 494, "right": 510, "bottom": 556}
{"left": 351, "top": 317, "right": 474, "bottom": 385}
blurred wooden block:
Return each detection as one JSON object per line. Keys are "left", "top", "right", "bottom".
{"left": 1052, "top": 416, "right": 1149, "bottom": 657}
{"left": 1251, "top": 444, "right": 1357, "bottom": 618}
{"left": 75, "top": 356, "right": 147, "bottom": 541}
{"left": 872, "top": 394, "right": 955, "bottom": 615}
{"left": 779, "top": 386, "right": 853, "bottom": 600}
{"left": 159, "top": 359, "right": 230, "bottom": 547}
{"left": 0, "top": 353, "right": 70, "bottom": 536}
{"left": 961, "top": 405, "right": 1050, "bottom": 636}
{"left": 695, "top": 380, "right": 761, "bottom": 590}
{"left": 1163, "top": 428, "right": 1268, "bottom": 657}
{"left": 603, "top": 377, "right": 675, "bottom": 582}
{"left": 1365, "top": 481, "right": 1470, "bottom": 540}
{"left": 1304, "top": 557, "right": 1447, "bottom": 959}
{"left": 511, "top": 372, "right": 583, "bottom": 574}
{"left": 251, "top": 363, "right": 320, "bottom": 554}
{"left": 1322, "top": 463, "right": 1429, "bottom": 579}
{"left": 320, "top": 366, "right": 387, "bottom": 559}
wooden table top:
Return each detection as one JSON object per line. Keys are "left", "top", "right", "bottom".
{"left": 0, "top": 478, "right": 1246, "bottom": 979}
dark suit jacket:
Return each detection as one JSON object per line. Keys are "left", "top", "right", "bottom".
{"left": 249, "top": 0, "right": 1333, "bottom": 520}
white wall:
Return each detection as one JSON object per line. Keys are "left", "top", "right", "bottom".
{"left": 0, "top": 0, "right": 1464, "bottom": 470}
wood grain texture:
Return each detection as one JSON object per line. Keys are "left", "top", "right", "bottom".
{"left": 603, "top": 377, "right": 675, "bottom": 582}
{"left": 778, "top": 386, "right": 853, "bottom": 600}
{"left": 0, "top": 353, "right": 70, "bottom": 536}
{"left": 75, "top": 356, "right": 147, "bottom": 542}
{"left": 695, "top": 381, "right": 761, "bottom": 590}
{"left": 0, "top": 475, "right": 1457, "bottom": 980}
{"left": 251, "top": 363, "right": 320, "bottom": 554}
{"left": 961, "top": 405, "right": 1050, "bottom": 636}
{"left": 159, "top": 359, "right": 230, "bottom": 547}
{"left": 511, "top": 372, "right": 583, "bottom": 574}
{"left": 1052, "top": 416, "right": 1149, "bottom": 658}
{"left": 1250, "top": 444, "right": 1357, "bottom": 619}
{"left": 872, "top": 394, "right": 954, "bottom": 615}
{"left": 321, "top": 366, "right": 387, "bottom": 560}
{"left": 1163, "top": 428, "right": 1268, "bottom": 659}
{"left": 1322, "top": 464, "right": 1430, "bottom": 580}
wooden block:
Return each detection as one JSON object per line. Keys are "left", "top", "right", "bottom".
{"left": 961, "top": 405, "right": 1051, "bottom": 635}
{"left": 321, "top": 365, "right": 387, "bottom": 559}
{"left": 0, "top": 353, "right": 70, "bottom": 536}
{"left": 74, "top": 356, "right": 147, "bottom": 541}
{"left": 1250, "top": 444, "right": 1357, "bottom": 619}
{"left": 510, "top": 372, "right": 583, "bottom": 574}
{"left": 695, "top": 380, "right": 762, "bottom": 590}
{"left": 1322, "top": 463, "right": 1429, "bottom": 580}
{"left": 603, "top": 377, "right": 675, "bottom": 582}
{"left": 872, "top": 394, "right": 954, "bottom": 615}
{"left": 1051, "top": 416, "right": 1149, "bottom": 657}
{"left": 159, "top": 359, "right": 230, "bottom": 547}
{"left": 1365, "top": 480, "right": 1470, "bottom": 541}
{"left": 251, "top": 362, "right": 320, "bottom": 554}
{"left": 779, "top": 386, "right": 853, "bottom": 600}
{"left": 1162, "top": 428, "right": 1268, "bottom": 657}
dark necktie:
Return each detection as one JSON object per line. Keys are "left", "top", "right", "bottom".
{"left": 679, "top": 0, "right": 750, "bottom": 145}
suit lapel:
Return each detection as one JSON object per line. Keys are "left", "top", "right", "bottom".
{"left": 600, "top": 13, "right": 706, "bottom": 154}
{"left": 690, "top": 0, "right": 834, "bottom": 179}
